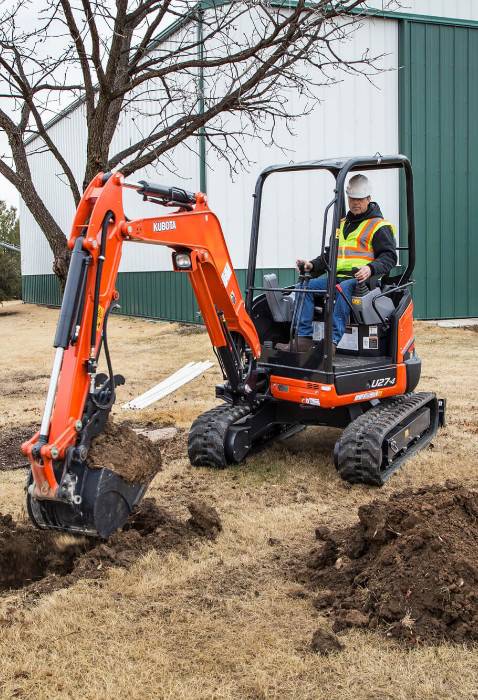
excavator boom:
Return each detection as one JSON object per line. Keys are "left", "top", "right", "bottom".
{"left": 22, "top": 171, "right": 260, "bottom": 537}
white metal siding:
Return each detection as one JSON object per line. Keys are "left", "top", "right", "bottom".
{"left": 21, "top": 104, "right": 88, "bottom": 275}
{"left": 367, "top": 0, "right": 478, "bottom": 21}
{"left": 206, "top": 17, "right": 399, "bottom": 271}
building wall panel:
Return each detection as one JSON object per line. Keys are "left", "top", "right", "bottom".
{"left": 400, "top": 20, "right": 478, "bottom": 318}
{"left": 367, "top": 0, "right": 478, "bottom": 22}
{"left": 20, "top": 24, "right": 202, "bottom": 280}
{"left": 206, "top": 17, "right": 400, "bottom": 273}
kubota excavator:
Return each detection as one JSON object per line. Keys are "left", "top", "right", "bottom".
{"left": 22, "top": 155, "right": 445, "bottom": 538}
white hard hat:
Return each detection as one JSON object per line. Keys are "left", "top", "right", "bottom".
{"left": 346, "top": 174, "right": 371, "bottom": 199}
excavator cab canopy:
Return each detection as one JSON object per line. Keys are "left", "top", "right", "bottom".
{"left": 246, "top": 154, "right": 416, "bottom": 373}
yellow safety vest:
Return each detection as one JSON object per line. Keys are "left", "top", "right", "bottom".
{"left": 337, "top": 217, "right": 396, "bottom": 275}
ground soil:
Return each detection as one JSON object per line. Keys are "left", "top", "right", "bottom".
{"left": 0, "top": 512, "right": 83, "bottom": 591}
{"left": 88, "top": 419, "right": 163, "bottom": 483}
{"left": 1, "top": 303, "right": 478, "bottom": 700}
{"left": 0, "top": 498, "right": 221, "bottom": 597}
{"left": 0, "top": 424, "right": 35, "bottom": 470}
{"left": 303, "top": 482, "right": 478, "bottom": 645}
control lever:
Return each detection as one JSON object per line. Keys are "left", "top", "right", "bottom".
{"left": 289, "top": 265, "right": 311, "bottom": 351}
{"left": 350, "top": 267, "right": 368, "bottom": 297}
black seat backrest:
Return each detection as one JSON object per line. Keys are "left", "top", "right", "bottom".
{"left": 263, "top": 274, "right": 295, "bottom": 323}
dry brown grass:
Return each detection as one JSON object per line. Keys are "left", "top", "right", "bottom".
{"left": 0, "top": 302, "right": 477, "bottom": 699}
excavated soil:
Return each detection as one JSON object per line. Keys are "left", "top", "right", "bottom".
{"left": 88, "top": 420, "right": 162, "bottom": 483}
{"left": 0, "top": 499, "right": 221, "bottom": 596}
{"left": 304, "top": 482, "right": 478, "bottom": 645}
{"left": 0, "top": 513, "right": 85, "bottom": 591}
{"left": 0, "top": 424, "right": 35, "bottom": 471}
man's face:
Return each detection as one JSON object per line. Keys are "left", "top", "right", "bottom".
{"left": 348, "top": 195, "right": 370, "bottom": 216}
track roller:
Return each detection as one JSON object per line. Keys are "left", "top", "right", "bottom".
{"left": 334, "top": 392, "right": 440, "bottom": 486}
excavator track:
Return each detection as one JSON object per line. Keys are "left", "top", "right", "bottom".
{"left": 188, "top": 404, "right": 251, "bottom": 468}
{"left": 334, "top": 392, "right": 439, "bottom": 486}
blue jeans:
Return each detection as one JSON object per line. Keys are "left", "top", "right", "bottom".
{"left": 296, "top": 275, "right": 356, "bottom": 345}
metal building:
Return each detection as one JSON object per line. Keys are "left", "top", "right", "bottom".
{"left": 20, "top": 1, "right": 478, "bottom": 321}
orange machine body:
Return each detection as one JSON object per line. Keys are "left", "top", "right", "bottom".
{"left": 270, "top": 363, "right": 408, "bottom": 408}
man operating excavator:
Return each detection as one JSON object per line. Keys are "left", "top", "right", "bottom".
{"left": 277, "top": 174, "right": 397, "bottom": 353}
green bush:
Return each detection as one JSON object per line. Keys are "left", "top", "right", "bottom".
{"left": 0, "top": 201, "right": 21, "bottom": 302}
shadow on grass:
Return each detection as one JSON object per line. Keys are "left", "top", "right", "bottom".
{"left": 227, "top": 426, "right": 342, "bottom": 486}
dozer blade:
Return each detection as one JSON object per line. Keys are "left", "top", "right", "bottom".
{"left": 27, "top": 461, "right": 149, "bottom": 538}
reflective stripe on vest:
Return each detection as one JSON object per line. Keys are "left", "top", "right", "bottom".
{"left": 337, "top": 217, "right": 396, "bottom": 274}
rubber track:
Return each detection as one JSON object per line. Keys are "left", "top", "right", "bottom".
{"left": 335, "top": 392, "right": 437, "bottom": 486}
{"left": 188, "top": 404, "right": 251, "bottom": 468}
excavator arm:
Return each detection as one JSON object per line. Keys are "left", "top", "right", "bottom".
{"left": 21, "top": 171, "right": 260, "bottom": 537}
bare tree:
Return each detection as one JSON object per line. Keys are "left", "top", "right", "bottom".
{"left": 0, "top": 0, "right": 398, "bottom": 284}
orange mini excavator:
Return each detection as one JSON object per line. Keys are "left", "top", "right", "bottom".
{"left": 22, "top": 155, "right": 445, "bottom": 537}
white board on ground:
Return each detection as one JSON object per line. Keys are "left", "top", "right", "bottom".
{"left": 122, "top": 361, "right": 214, "bottom": 410}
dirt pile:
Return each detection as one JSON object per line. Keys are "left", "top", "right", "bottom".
{"left": 0, "top": 499, "right": 221, "bottom": 596}
{"left": 187, "top": 500, "right": 222, "bottom": 539}
{"left": 88, "top": 420, "right": 162, "bottom": 482}
{"left": 72, "top": 499, "right": 222, "bottom": 581}
{"left": 310, "top": 628, "right": 344, "bottom": 655}
{"left": 306, "top": 483, "right": 478, "bottom": 645}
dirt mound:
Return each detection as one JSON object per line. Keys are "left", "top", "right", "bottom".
{"left": 311, "top": 628, "right": 344, "bottom": 655}
{"left": 187, "top": 500, "right": 222, "bottom": 539}
{"left": 305, "top": 483, "right": 478, "bottom": 645}
{"left": 0, "top": 499, "right": 221, "bottom": 596}
{"left": 88, "top": 420, "right": 162, "bottom": 482}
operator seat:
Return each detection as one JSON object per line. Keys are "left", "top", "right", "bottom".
{"left": 263, "top": 274, "right": 295, "bottom": 323}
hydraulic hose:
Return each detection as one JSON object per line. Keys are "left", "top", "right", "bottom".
{"left": 90, "top": 211, "right": 114, "bottom": 352}
{"left": 90, "top": 302, "right": 118, "bottom": 410}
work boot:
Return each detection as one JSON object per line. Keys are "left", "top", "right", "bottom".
{"left": 276, "top": 337, "right": 314, "bottom": 353}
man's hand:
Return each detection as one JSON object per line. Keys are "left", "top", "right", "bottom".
{"left": 354, "top": 265, "right": 372, "bottom": 283}
{"left": 296, "top": 258, "right": 313, "bottom": 272}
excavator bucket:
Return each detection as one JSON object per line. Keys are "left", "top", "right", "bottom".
{"left": 27, "top": 462, "right": 149, "bottom": 538}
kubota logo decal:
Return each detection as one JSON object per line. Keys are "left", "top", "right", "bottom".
{"left": 153, "top": 220, "right": 176, "bottom": 232}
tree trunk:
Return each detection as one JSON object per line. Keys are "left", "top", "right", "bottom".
{"left": 8, "top": 128, "right": 71, "bottom": 288}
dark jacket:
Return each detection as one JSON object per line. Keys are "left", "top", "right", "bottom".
{"left": 310, "top": 202, "right": 397, "bottom": 278}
